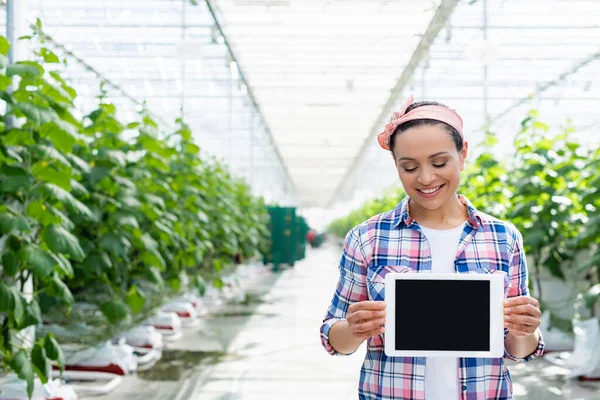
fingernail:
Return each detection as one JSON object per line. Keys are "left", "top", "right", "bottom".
{"left": 379, "top": 319, "right": 385, "bottom": 325}
{"left": 505, "top": 308, "right": 511, "bottom": 313}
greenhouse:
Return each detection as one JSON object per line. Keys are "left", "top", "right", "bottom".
{"left": 0, "top": 0, "right": 599, "bottom": 399}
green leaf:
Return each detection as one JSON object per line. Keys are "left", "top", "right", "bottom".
{"left": 0, "top": 36, "right": 10, "bottom": 56}
{"left": 2, "top": 128, "right": 35, "bottom": 146}
{"left": 87, "top": 166, "right": 111, "bottom": 186}
{"left": 40, "top": 48, "right": 60, "bottom": 63}
{"left": 19, "top": 244, "right": 57, "bottom": 278}
{"left": 144, "top": 193, "right": 166, "bottom": 209}
{"left": 0, "top": 212, "right": 32, "bottom": 234}
{"left": 39, "top": 120, "right": 79, "bottom": 153}
{"left": 13, "top": 295, "right": 43, "bottom": 331}
{"left": 65, "top": 153, "right": 91, "bottom": 173}
{"left": 14, "top": 102, "right": 57, "bottom": 126}
{"left": 0, "top": 281, "right": 15, "bottom": 312}
{"left": 98, "top": 149, "right": 127, "bottom": 167}
{"left": 194, "top": 275, "right": 207, "bottom": 296}
{"left": 42, "top": 224, "right": 85, "bottom": 261}
{"left": 32, "top": 343, "right": 50, "bottom": 383}
{"left": 40, "top": 183, "right": 97, "bottom": 221}
{"left": 146, "top": 266, "right": 165, "bottom": 288}
{"left": 168, "top": 277, "right": 181, "bottom": 292}
{"left": 111, "top": 212, "right": 139, "bottom": 229}
{"left": 12, "top": 287, "right": 24, "bottom": 326}
{"left": 2, "top": 251, "right": 19, "bottom": 277}
{"left": 212, "top": 277, "right": 225, "bottom": 289}
{"left": 32, "top": 144, "right": 72, "bottom": 167}
{"left": 44, "top": 333, "right": 65, "bottom": 372}
{"left": 99, "top": 232, "right": 131, "bottom": 259}
{"left": 0, "top": 74, "right": 11, "bottom": 90}
{"left": 6, "top": 61, "right": 44, "bottom": 79}
{"left": 51, "top": 253, "right": 74, "bottom": 278}
{"left": 32, "top": 162, "right": 72, "bottom": 191}
{"left": 584, "top": 284, "right": 600, "bottom": 309}
{"left": 51, "top": 273, "right": 74, "bottom": 305}
{"left": 0, "top": 165, "right": 34, "bottom": 193}
{"left": 532, "top": 121, "right": 550, "bottom": 132}
{"left": 100, "top": 299, "right": 130, "bottom": 324}
{"left": 70, "top": 179, "right": 89, "bottom": 196}
{"left": 9, "top": 350, "right": 34, "bottom": 398}
{"left": 26, "top": 201, "right": 62, "bottom": 226}
{"left": 126, "top": 285, "right": 146, "bottom": 314}
{"left": 141, "top": 250, "right": 166, "bottom": 269}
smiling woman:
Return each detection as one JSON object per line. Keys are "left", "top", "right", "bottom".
{"left": 320, "top": 95, "right": 545, "bottom": 400}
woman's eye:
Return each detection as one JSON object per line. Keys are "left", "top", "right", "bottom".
{"left": 433, "top": 162, "right": 447, "bottom": 168}
{"left": 403, "top": 167, "right": 417, "bottom": 172}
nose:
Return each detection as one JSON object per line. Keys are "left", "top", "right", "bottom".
{"left": 417, "top": 165, "right": 436, "bottom": 186}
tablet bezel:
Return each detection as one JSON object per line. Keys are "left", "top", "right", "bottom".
{"left": 384, "top": 272, "right": 504, "bottom": 358}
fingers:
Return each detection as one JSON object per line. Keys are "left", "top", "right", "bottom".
{"left": 348, "top": 301, "right": 386, "bottom": 314}
{"left": 349, "top": 317, "right": 385, "bottom": 333}
{"left": 505, "top": 322, "right": 538, "bottom": 336}
{"left": 350, "top": 325, "right": 386, "bottom": 340}
{"left": 505, "top": 314, "right": 540, "bottom": 327}
{"left": 504, "top": 303, "right": 542, "bottom": 317}
{"left": 347, "top": 309, "right": 386, "bottom": 324}
{"left": 504, "top": 296, "right": 539, "bottom": 309}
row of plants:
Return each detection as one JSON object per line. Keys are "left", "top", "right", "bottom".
{"left": 0, "top": 25, "right": 270, "bottom": 397}
{"left": 327, "top": 110, "right": 600, "bottom": 321}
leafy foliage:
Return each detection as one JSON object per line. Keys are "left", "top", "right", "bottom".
{"left": 0, "top": 25, "right": 269, "bottom": 394}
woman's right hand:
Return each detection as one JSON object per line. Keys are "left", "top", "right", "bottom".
{"left": 347, "top": 300, "right": 386, "bottom": 340}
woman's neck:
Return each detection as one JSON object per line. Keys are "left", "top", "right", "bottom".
{"left": 408, "top": 194, "right": 468, "bottom": 230}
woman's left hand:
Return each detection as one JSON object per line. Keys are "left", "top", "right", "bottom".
{"left": 504, "top": 296, "right": 542, "bottom": 338}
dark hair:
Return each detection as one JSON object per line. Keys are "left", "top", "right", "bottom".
{"left": 389, "top": 101, "right": 463, "bottom": 155}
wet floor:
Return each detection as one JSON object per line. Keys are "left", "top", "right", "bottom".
{"left": 85, "top": 243, "right": 599, "bottom": 400}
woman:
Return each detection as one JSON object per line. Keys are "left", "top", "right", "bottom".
{"left": 320, "top": 95, "right": 544, "bottom": 400}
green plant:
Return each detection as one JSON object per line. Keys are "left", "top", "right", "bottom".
{"left": 506, "top": 111, "right": 587, "bottom": 303}
{"left": 1, "top": 23, "right": 270, "bottom": 396}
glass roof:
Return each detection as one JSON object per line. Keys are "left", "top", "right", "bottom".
{"left": 3, "top": 0, "right": 599, "bottom": 220}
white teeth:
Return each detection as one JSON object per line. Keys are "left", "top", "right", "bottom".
{"left": 420, "top": 185, "right": 441, "bottom": 194}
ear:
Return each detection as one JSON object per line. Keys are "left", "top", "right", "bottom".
{"left": 459, "top": 141, "right": 469, "bottom": 171}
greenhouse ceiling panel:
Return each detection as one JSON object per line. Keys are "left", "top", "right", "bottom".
{"left": 210, "top": 0, "right": 452, "bottom": 206}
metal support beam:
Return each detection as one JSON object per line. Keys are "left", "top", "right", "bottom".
{"left": 327, "top": 0, "right": 459, "bottom": 208}
{"left": 33, "top": 26, "right": 173, "bottom": 130}
{"left": 489, "top": 48, "right": 600, "bottom": 124}
{"left": 203, "top": 0, "right": 298, "bottom": 203}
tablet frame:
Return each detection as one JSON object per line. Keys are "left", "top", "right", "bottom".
{"left": 384, "top": 273, "right": 504, "bottom": 358}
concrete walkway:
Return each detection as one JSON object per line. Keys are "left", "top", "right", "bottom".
{"left": 91, "top": 242, "right": 600, "bottom": 400}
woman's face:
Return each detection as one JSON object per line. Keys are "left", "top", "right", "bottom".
{"left": 392, "top": 124, "right": 468, "bottom": 212}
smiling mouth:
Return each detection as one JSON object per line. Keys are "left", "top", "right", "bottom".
{"left": 417, "top": 184, "right": 444, "bottom": 194}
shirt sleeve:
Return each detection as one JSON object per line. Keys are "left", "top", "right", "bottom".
{"left": 320, "top": 227, "right": 369, "bottom": 356}
{"left": 503, "top": 228, "right": 545, "bottom": 362}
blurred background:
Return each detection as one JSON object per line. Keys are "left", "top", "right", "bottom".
{"left": 0, "top": 0, "right": 599, "bottom": 399}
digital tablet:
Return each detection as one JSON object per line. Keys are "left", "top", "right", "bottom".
{"left": 384, "top": 273, "right": 504, "bottom": 358}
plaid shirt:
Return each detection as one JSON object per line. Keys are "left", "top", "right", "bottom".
{"left": 320, "top": 195, "right": 544, "bottom": 400}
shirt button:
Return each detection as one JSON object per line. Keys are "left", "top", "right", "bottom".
{"left": 462, "top": 385, "right": 467, "bottom": 391}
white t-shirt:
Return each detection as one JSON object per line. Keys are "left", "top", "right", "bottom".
{"left": 419, "top": 222, "right": 465, "bottom": 400}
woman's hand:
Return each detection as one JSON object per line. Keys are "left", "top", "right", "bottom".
{"left": 504, "top": 296, "right": 542, "bottom": 338}
{"left": 347, "top": 301, "right": 386, "bottom": 340}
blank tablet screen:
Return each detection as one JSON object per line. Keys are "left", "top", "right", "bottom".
{"left": 394, "top": 279, "right": 490, "bottom": 351}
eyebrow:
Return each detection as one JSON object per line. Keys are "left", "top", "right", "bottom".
{"left": 397, "top": 151, "right": 450, "bottom": 162}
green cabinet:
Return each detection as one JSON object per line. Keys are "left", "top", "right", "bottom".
{"left": 263, "top": 206, "right": 298, "bottom": 268}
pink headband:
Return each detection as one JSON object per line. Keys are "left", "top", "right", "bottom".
{"left": 377, "top": 94, "right": 464, "bottom": 151}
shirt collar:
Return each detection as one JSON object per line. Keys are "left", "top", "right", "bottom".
{"left": 393, "top": 194, "right": 483, "bottom": 228}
